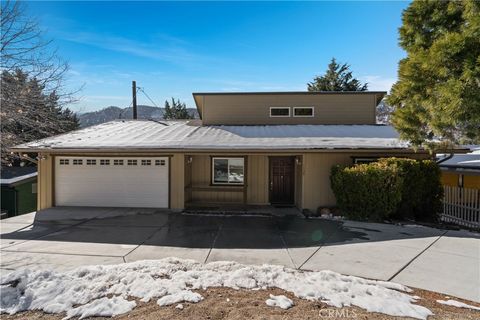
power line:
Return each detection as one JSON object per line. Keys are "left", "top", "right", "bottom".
{"left": 138, "top": 87, "right": 159, "bottom": 108}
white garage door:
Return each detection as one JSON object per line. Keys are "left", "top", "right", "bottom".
{"left": 55, "top": 157, "right": 169, "bottom": 208}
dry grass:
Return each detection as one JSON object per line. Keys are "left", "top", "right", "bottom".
{"left": 3, "top": 287, "right": 479, "bottom": 320}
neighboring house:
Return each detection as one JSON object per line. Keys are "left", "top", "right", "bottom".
{"left": 11, "top": 91, "right": 434, "bottom": 212}
{"left": 1, "top": 166, "right": 38, "bottom": 217}
{"left": 439, "top": 153, "right": 480, "bottom": 189}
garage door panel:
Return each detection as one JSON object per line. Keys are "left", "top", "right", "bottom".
{"left": 55, "top": 157, "right": 169, "bottom": 208}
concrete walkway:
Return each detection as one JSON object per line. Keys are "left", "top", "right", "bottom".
{"left": 1, "top": 207, "right": 479, "bottom": 302}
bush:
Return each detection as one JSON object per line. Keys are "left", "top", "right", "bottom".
{"left": 330, "top": 158, "right": 443, "bottom": 222}
{"left": 377, "top": 158, "right": 443, "bottom": 222}
{"left": 330, "top": 162, "right": 403, "bottom": 221}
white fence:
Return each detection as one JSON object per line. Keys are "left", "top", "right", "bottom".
{"left": 442, "top": 186, "right": 480, "bottom": 229}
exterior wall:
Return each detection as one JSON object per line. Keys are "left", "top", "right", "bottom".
{"left": 37, "top": 153, "right": 54, "bottom": 210}
{"left": 170, "top": 154, "right": 185, "bottom": 209}
{"left": 465, "top": 175, "right": 480, "bottom": 189}
{"left": 36, "top": 152, "right": 185, "bottom": 210}
{"left": 16, "top": 180, "right": 37, "bottom": 215}
{"left": 35, "top": 150, "right": 429, "bottom": 212}
{"left": 201, "top": 94, "right": 378, "bottom": 125}
{"left": 441, "top": 171, "right": 480, "bottom": 189}
{"left": 247, "top": 155, "right": 269, "bottom": 205}
{"left": 187, "top": 155, "right": 245, "bottom": 204}
{"left": 441, "top": 172, "right": 458, "bottom": 187}
{"left": 295, "top": 156, "right": 303, "bottom": 208}
{"left": 301, "top": 152, "right": 431, "bottom": 211}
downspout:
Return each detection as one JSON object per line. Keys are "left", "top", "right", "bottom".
{"left": 436, "top": 153, "right": 454, "bottom": 165}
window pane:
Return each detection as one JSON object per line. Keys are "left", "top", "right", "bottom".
{"left": 270, "top": 108, "right": 289, "bottom": 116}
{"left": 228, "top": 158, "right": 244, "bottom": 183}
{"left": 294, "top": 108, "right": 313, "bottom": 116}
{"left": 213, "top": 159, "right": 229, "bottom": 183}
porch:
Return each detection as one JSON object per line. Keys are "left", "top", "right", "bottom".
{"left": 183, "top": 154, "right": 304, "bottom": 209}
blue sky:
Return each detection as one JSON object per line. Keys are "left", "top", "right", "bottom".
{"left": 28, "top": 1, "right": 410, "bottom": 113}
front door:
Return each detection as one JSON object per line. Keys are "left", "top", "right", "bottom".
{"left": 269, "top": 156, "right": 295, "bottom": 205}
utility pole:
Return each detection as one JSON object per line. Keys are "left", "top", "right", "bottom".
{"left": 132, "top": 80, "right": 137, "bottom": 119}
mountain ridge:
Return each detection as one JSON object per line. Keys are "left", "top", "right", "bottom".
{"left": 78, "top": 105, "right": 198, "bottom": 128}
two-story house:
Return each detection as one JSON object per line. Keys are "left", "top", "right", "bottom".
{"left": 11, "top": 91, "right": 430, "bottom": 213}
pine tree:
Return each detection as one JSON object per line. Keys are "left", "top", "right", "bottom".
{"left": 163, "top": 98, "right": 193, "bottom": 120}
{"left": 387, "top": 0, "right": 480, "bottom": 147}
{"left": 307, "top": 58, "right": 368, "bottom": 92}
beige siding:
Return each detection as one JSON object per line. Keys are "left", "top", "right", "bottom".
{"left": 295, "top": 156, "right": 303, "bottom": 208}
{"left": 36, "top": 150, "right": 429, "bottom": 211}
{"left": 247, "top": 155, "right": 269, "bottom": 205}
{"left": 187, "top": 154, "right": 269, "bottom": 205}
{"left": 170, "top": 154, "right": 185, "bottom": 209}
{"left": 202, "top": 94, "right": 377, "bottom": 125}
{"left": 37, "top": 153, "right": 53, "bottom": 210}
{"left": 301, "top": 152, "right": 431, "bottom": 211}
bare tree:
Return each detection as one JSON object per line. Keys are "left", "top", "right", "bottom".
{"left": 1, "top": 0, "right": 77, "bottom": 104}
{"left": 1, "top": 1, "right": 79, "bottom": 166}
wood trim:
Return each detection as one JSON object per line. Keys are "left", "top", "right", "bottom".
{"left": 11, "top": 148, "right": 437, "bottom": 155}
{"left": 168, "top": 156, "right": 171, "bottom": 209}
{"left": 51, "top": 154, "right": 56, "bottom": 207}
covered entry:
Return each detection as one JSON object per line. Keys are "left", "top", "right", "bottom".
{"left": 55, "top": 157, "right": 169, "bottom": 208}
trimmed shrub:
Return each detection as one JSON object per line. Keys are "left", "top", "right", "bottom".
{"left": 330, "top": 158, "right": 443, "bottom": 222}
{"left": 377, "top": 158, "right": 443, "bottom": 222}
{"left": 330, "top": 162, "right": 403, "bottom": 221}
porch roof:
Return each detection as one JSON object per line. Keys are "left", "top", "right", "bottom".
{"left": 11, "top": 119, "right": 413, "bottom": 152}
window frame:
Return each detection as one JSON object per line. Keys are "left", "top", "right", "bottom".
{"left": 211, "top": 157, "right": 245, "bottom": 186}
{"left": 353, "top": 157, "right": 379, "bottom": 165}
{"left": 269, "top": 107, "right": 290, "bottom": 118}
{"left": 293, "top": 107, "right": 314, "bottom": 117}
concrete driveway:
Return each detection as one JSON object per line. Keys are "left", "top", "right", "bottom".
{"left": 1, "top": 207, "right": 479, "bottom": 302}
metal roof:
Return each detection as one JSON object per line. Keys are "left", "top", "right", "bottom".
{"left": 10, "top": 120, "right": 414, "bottom": 153}
{"left": 438, "top": 154, "right": 480, "bottom": 171}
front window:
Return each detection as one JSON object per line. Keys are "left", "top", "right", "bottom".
{"left": 212, "top": 157, "right": 244, "bottom": 185}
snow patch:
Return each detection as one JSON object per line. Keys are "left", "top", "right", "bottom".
{"left": 0, "top": 258, "right": 432, "bottom": 319}
{"left": 266, "top": 294, "right": 294, "bottom": 309}
{"left": 436, "top": 299, "right": 480, "bottom": 311}
{"left": 175, "top": 303, "right": 184, "bottom": 310}
{"left": 64, "top": 296, "right": 136, "bottom": 319}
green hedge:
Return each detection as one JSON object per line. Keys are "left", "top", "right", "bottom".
{"left": 330, "top": 162, "right": 403, "bottom": 221}
{"left": 330, "top": 158, "right": 442, "bottom": 222}
{"left": 377, "top": 158, "right": 443, "bottom": 222}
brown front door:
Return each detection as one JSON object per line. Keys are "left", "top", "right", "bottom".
{"left": 269, "top": 156, "right": 295, "bottom": 205}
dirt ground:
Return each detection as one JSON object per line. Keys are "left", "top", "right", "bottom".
{"left": 3, "top": 287, "right": 480, "bottom": 320}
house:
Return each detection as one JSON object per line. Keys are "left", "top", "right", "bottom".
{"left": 439, "top": 153, "right": 480, "bottom": 189}
{"left": 1, "top": 166, "right": 38, "bottom": 218}
{"left": 11, "top": 91, "right": 432, "bottom": 212}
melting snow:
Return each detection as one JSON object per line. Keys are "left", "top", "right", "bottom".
{"left": 436, "top": 299, "right": 480, "bottom": 311}
{"left": 0, "top": 258, "right": 432, "bottom": 319}
{"left": 266, "top": 294, "right": 294, "bottom": 309}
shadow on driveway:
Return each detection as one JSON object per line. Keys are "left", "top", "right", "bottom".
{"left": 0, "top": 206, "right": 458, "bottom": 250}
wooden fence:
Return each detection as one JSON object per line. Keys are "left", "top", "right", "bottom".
{"left": 442, "top": 186, "right": 480, "bottom": 229}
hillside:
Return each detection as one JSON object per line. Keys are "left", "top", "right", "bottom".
{"left": 78, "top": 105, "right": 198, "bottom": 128}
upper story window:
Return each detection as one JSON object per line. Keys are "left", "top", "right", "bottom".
{"left": 212, "top": 157, "right": 244, "bottom": 185}
{"left": 293, "top": 107, "right": 314, "bottom": 117}
{"left": 269, "top": 107, "right": 290, "bottom": 117}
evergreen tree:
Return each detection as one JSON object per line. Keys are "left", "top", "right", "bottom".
{"left": 163, "top": 98, "right": 193, "bottom": 120}
{"left": 308, "top": 58, "right": 368, "bottom": 92}
{"left": 1, "top": 69, "right": 79, "bottom": 166}
{"left": 387, "top": 0, "right": 480, "bottom": 147}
